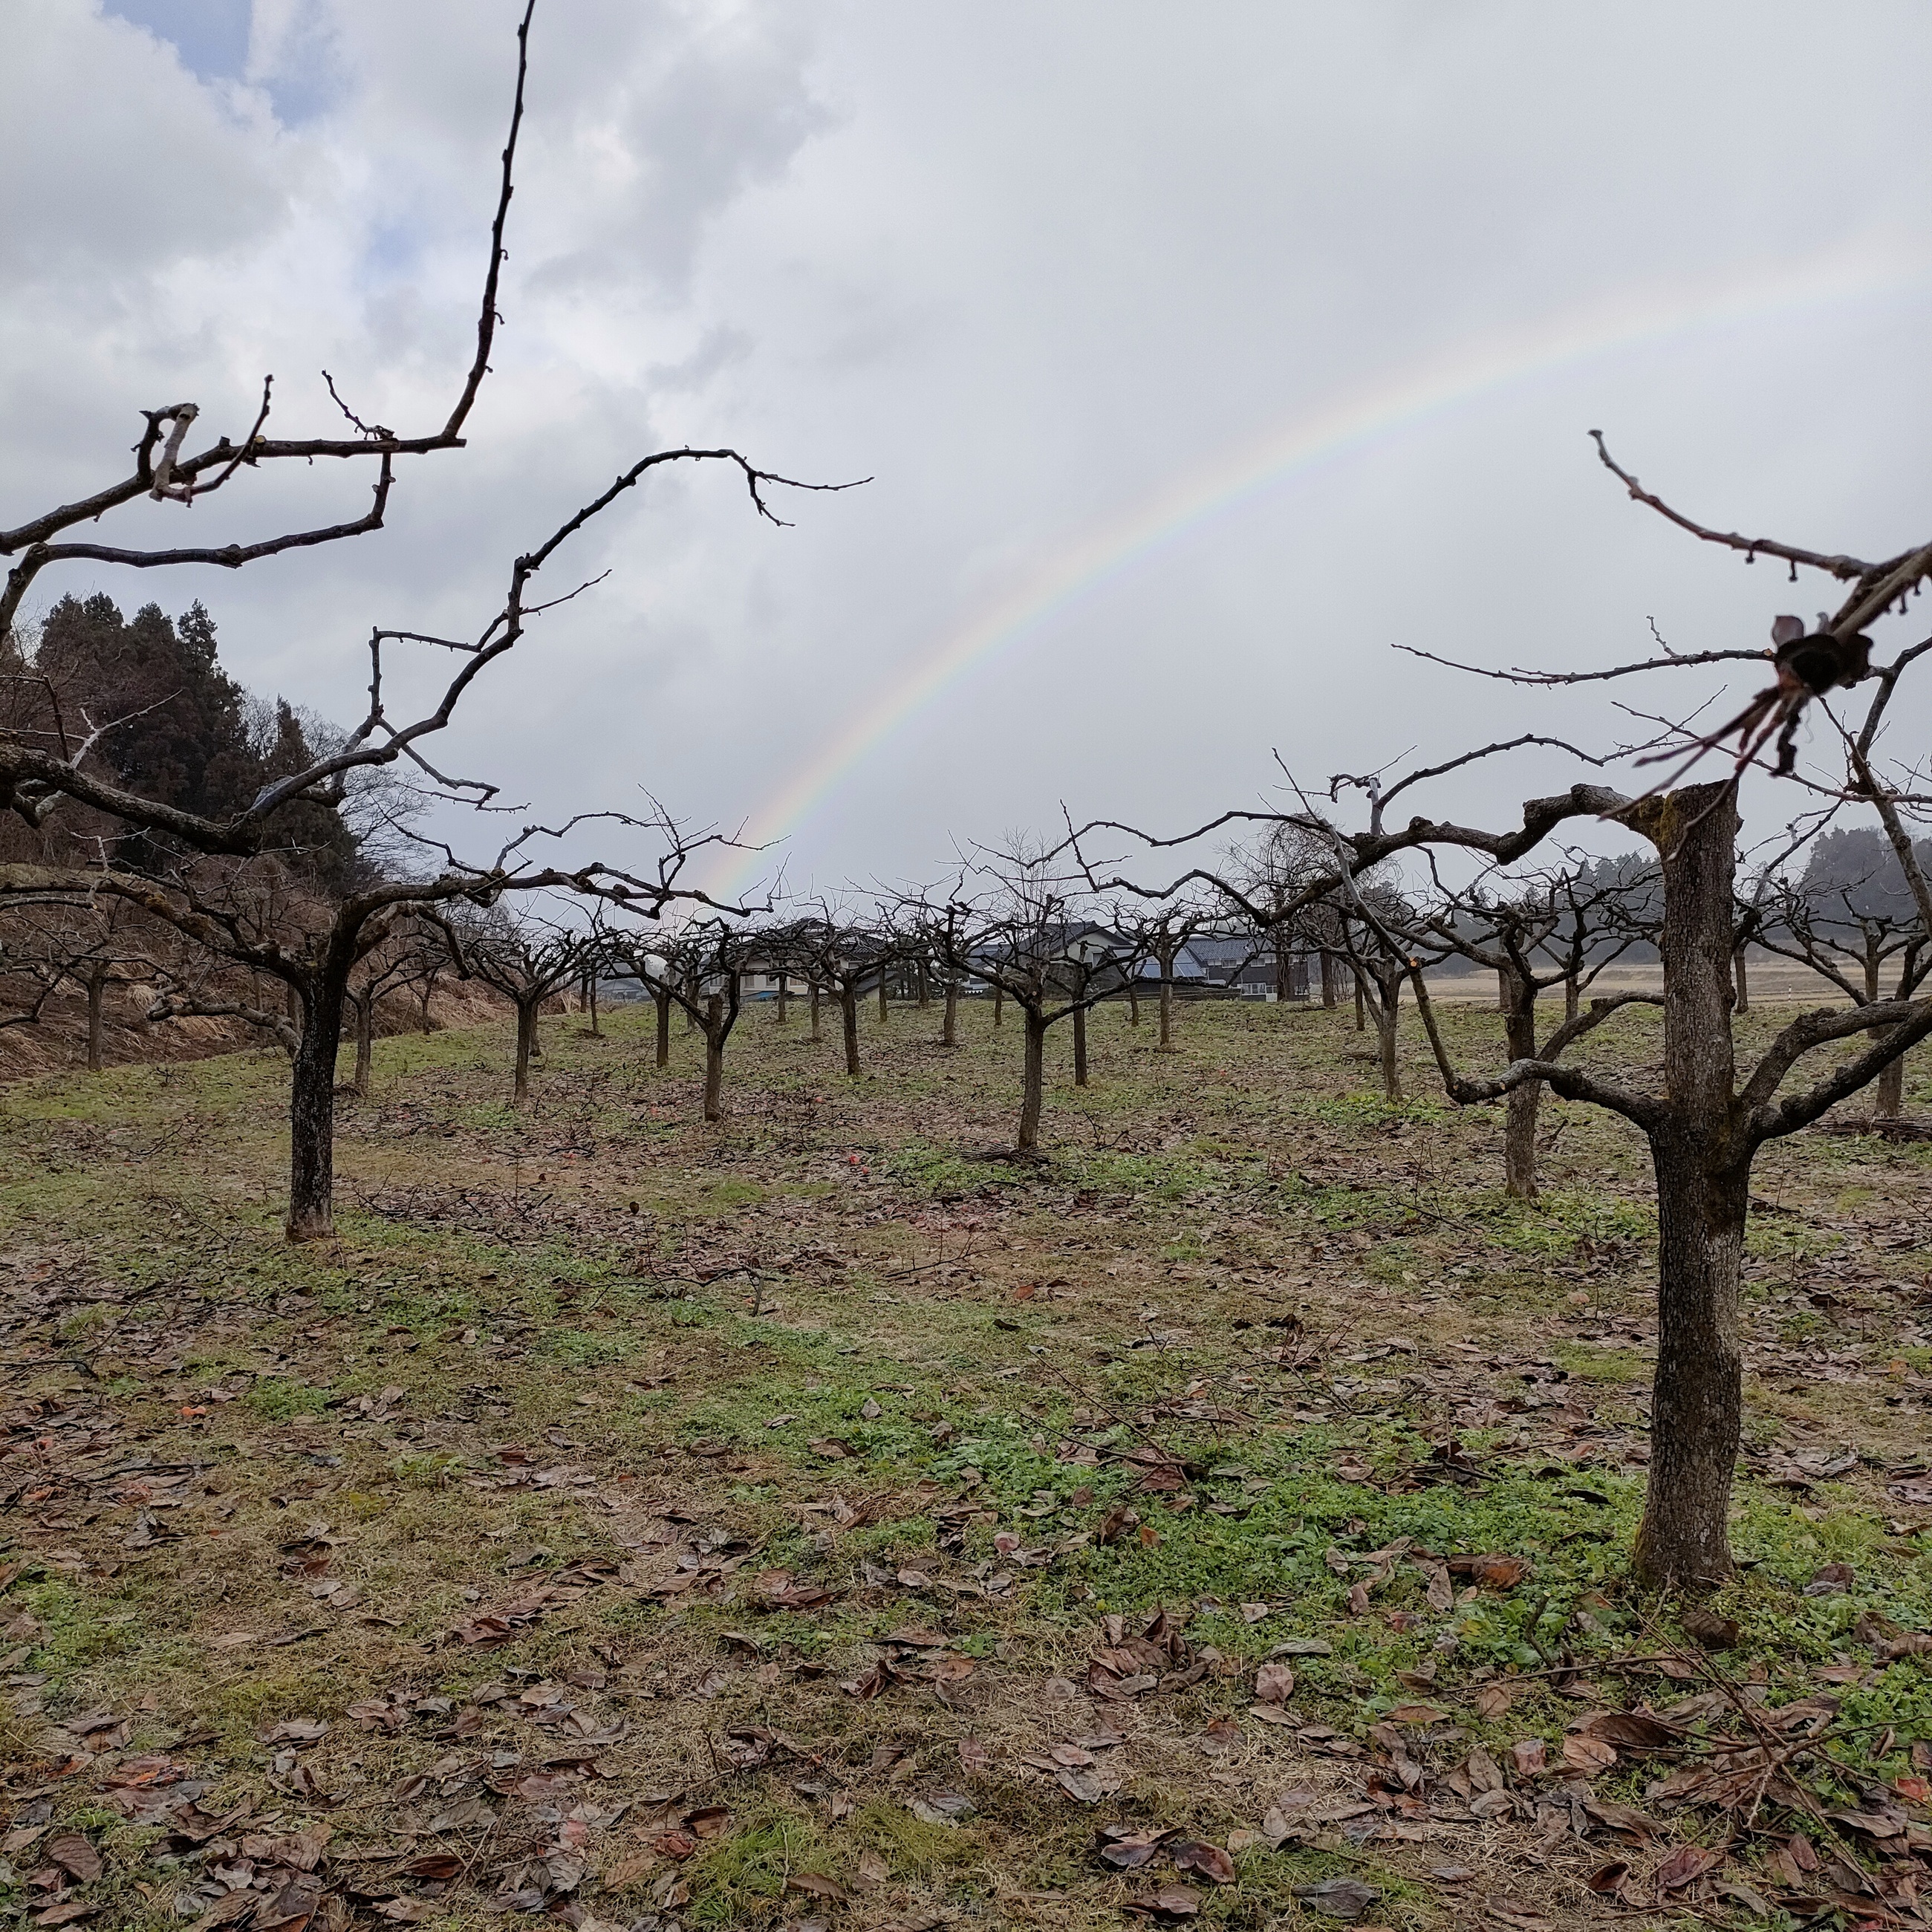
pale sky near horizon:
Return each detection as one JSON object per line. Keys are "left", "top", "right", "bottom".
{"left": 6, "top": 1, "right": 1932, "bottom": 904}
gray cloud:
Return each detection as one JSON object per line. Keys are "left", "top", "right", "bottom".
{"left": 6, "top": 0, "right": 1931, "bottom": 901}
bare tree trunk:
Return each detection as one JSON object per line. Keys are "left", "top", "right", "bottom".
{"left": 586, "top": 971, "right": 600, "bottom": 1037}
{"left": 1128, "top": 980, "right": 1140, "bottom": 1025}
{"left": 809, "top": 980, "right": 822, "bottom": 1042}
{"left": 513, "top": 998, "right": 538, "bottom": 1106}
{"left": 1865, "top": 955, "right": 1902, "bottom": 1118}
{"left": 1320, "top": 949, "right": 1338, "bottom": 1009}
{"left": 1500, "top": 966, "right": 1541, "bottom": 1201}
{"left": 943, "top": 976, "right": 958, "bottom": 1047}
{"left": 418, "top": 981, "right": 435, "bottom": 1034}
{"left": 1159, "top": 969, "right": 1174, "bottom": 1050}
{"left": 1876, "top": 1044, "right": 1906, "bottom": 1119}
{"left": 353, "top": 990, "right": 374, "bottom": 1096}
{"left": 703, "top": 995, "right": 724, "bottom": 1122}
{"left": 1731, "top": 946, "right": 1749, "bottom": 1015}
{"left": 1018, "top": 1011, "right": 1047, "bottom": 1152}
{"left": 287, "top": 972, "right": 346, "bottom": 1242}
{"left": 1565, "top": 973, "right": 1581, "bottom": 1025}
{"left": 85, "top": 968, "right": 105, "bottom": 1073}
{"left": 286, "top": 978, "right": 302, "bottom": 1032}
{"left": 878, "top": 975, "right": 889, "bottom": 1024}
{"left": 993, "top": 985, "right": 1004, "bottom": 1029}
{"left": 1354, "top": 971, "right": 1365, "bottom": 1032}
{"left": 1632, "top": 782, "right": 1746, "bottom": 1592}
{"left": 1073, "top": 1004, "right": 1089, "bottom": 1087}
{"left": 776, "top": 972, "right": 789, "bottom": 1024}
{"left": 654, "top": 986, "right": 671, "bottom": 1068}
{"left": 1275, "top": 944, "right": 1289, "bottom": 1004}
{"left": 1376, "top": 974, "right": 1402, "bottom": 1102}
{"left": 917, "top": 959, "right": 929, "bottom": 1010}
{"left": 1639, "top": 1131, "right": 1749, "bottom": 1589}
{"left": 842, "top": 985, "right": 861, "bottom": 1077}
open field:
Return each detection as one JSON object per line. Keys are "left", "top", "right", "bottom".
{"left": 2, "top": 997, "right": 1931, "bottom": 1932}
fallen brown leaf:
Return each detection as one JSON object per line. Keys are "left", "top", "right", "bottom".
{"left": 1122, "top": 1881, "right": 1202, "bottom": 1920}
{"left": 1254, "top": 1662, "right": 1294, "bottom": 1705}
{"left": 45, "top": 1835, "right": 100, "bottom": 1884}
{"left": 1171, "top": 1840, "right": 1235, "bottom": 1884}
{"left": 1653, "top": 1843, "right": 1726, "bottom": 1891}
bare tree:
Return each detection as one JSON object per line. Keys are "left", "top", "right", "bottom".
{"left": 1117, "top": 902, "right": 1207, "bottom": 1050}
{"left": 613, "top": 918, "right": 755, "bottom": 1121}
{"left": 0, "top": 900, "right": 87, "bottom": 1035}
{"left": 68, "top": 896, "right": 157, "bottom": 1073}
{"left": 429, "top": 902, "right": 589, "bottom": 1107}
{"left": 1229, "top": 822, "right": 1330, "bottom": 1006}
{"left": 341, "top": 916, "right": 446, "bottom": 1095}
{"left": 775, "top": 908, "right": 891, "bottom": 1079}
{"left": 0, "top": 892, "right": 157, "bottom": 1070}
{"left": 1328, "top": 874, "right": 1434, "bottom": 1103}
{"left": 1413, "top": 856, "right": 1658, "bottom": 1197}
{"left": 1757, "top": 835, "right": 1931, "bottom": 1121}
{"left": 1078, "top": 443, "right": 1932, "bottom": 1590}
{"left": 0, "top": 4, "right": 540, "bottom": 647}
{"left": 923, "top": 846, "right": 1148, "bottom": 1155}
{"left": 2, "top": 0, "right": 858, "bottom": 1237}
{"left": 602, "top": 927, "right": 677, "bottom": 1069}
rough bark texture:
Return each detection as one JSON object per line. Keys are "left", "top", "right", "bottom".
{"left": 917, "top": 960, "right": 929, "bottom": 1010}
{"left": 703, "top": 995, "right": 725, "bottom": 1122}
{"left": 513, "top": 999, "right": 538, "bottom": 1105}
{"left": 1320, "top": 949, "right": 1338, "bottom": 1009}
{"left": 775, "top": 973, "right": 789, "bottom": 1023}
{"left": 1018, "top": 1012, "right": 1047, "bottom": 1151}
{"left": 993, "top": 986, "right": 1003, "bottom": 1029}
{"left": 1500, "top": 966, "right": 1541, "bottom": 1201}
{"left": 1159, "top": 973, "right": 1174, "bottom": 1050}
{"left": 1632, "top": 781, "right": 1746, "bottom": 1591}
{"left": 1876, "top": 1034, "right": 1906, "bottom": 1117}
{"left": 654, "top": 987, "right": 671, "bottom": 1068}
{"left": 1354, "top": 973, "right": 1365, "bottom": 1032}
{"left": 287, "top": 970, "right": 348, "bottom": 1242}
{"left": 1732, "top": 948, "right": 1749, "bottom": 1015}
{"left": 1073, "top": 1004, "right": 1088, "bottom": 1087}
{"left": 809, "top": 980, "right": 821, "bottom": 1043}
{"left": 1375, "top": 978, "right": 1402, "bottom": 1102}
{"left": 877, "top": 976, "right": 888, "bottom": 1023}
{"left": 942, "top": 977, "right": 958, "bottom": 1047}
{"left": 842, "top": 986, "right": 860, "bottom": 1077}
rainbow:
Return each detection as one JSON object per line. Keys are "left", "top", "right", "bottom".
{"left": 712, "top": 246, "right": 1928, "bottom": 900}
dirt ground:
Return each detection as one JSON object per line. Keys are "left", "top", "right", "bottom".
{"left": 1, "top": 993, "right": 1929, "bottom": 1932}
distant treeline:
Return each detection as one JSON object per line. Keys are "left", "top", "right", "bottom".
{"left": 1, "top": 593, "right": 360, "bottom": 888}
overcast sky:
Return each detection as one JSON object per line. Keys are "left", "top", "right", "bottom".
{"left": 7, "top": 0, "right": 1932, "bottom": 903}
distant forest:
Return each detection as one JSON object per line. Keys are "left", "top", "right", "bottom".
{"left": 1, "top": 593, "right": 360, "bottom": 886}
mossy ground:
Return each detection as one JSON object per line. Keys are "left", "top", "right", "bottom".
{"left": 1, "top": 993, "right": 1929, "bottom": 1929}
